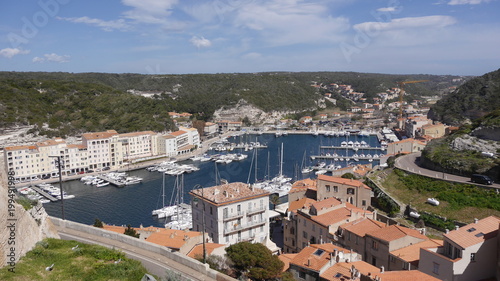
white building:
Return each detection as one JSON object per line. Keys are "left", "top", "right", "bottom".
{"left": 81, "top": 130, "right": 120, "bottom": 170}
{"left": 190, "top": 182, "right": 278, "bottom": 251}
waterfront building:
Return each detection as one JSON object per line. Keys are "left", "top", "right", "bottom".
{"left": 117, "top": 131, "right": 156, "bottom": 161}
{"left": 82, "top": 130, "right": 121, "bottom": 170}
{"left": 189, "top": 182, "right": 279, "bottom": 252}
{"left": 386, "top": 138, "right": 425, "bottom": 155}
{"left": 316, "top": 175, "right": 372, "bottom": 209}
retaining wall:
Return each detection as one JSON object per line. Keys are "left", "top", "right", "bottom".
{"left": 50, "top": 217, "right": 235, "bottom": 281}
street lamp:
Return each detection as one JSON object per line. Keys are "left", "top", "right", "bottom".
{"left": 193, "top": 184, "right": 206, "bottom": 264}
{"left": 49, "top": 155, "right": 65, "bottom": 220}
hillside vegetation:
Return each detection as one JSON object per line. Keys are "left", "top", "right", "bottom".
{"left": 429, "top": 68, "right": 500, "bottom": 125}
{"left": 0, "top": 71, "right": 464, "bottom": 137}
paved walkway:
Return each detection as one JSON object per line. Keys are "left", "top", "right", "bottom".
{"left": 55, "top": 226, "right": 219, "bottom": 281}
{"left": 395, "top": 152, "right": 499, "bottom": 189}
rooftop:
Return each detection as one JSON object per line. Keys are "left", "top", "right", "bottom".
{"left": 320, "top": 261, "right": 379, "bottom": 281}
{"left": 190, "top": 182, "right": 269, "bottom": 205}
{"left": 390, "top": 239, "right": 443, "bottom": 263}
{"left": 290, "top": 244, "right": 351, "bottom": 272}
{"left": 444, "top": 216, "right": 500, "bottom": 249}
{"left": 367, "top": 225, "right": 428, "bottom": 243}
{"left": 318, "top": 175, "right": 371, "bottom": 190}
{"left": 82, "top": 130, "right": 118, "bottom": 140}
{"left": 340, "top": 218, "right": 386, "bottom": 238}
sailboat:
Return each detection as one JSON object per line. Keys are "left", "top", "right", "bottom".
{"left": 301, "top": 150, "right": 313, "bottom": 174}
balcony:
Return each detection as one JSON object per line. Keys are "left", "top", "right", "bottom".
{"left": 223, "top": 219, "right": 266, "bottom": 235}
{"left": 223, "top": 211, "right": 244, "bottom": 222}
{"left": 247, "top": 206, "right": 266, "bottom": 216}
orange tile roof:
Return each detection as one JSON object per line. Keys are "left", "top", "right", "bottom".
{"left": 82, "top": 130, "right": 118, "bottom": 140}
{"left": 278, "top": 253, "right": 297, "bottom": 272}
{"left": 289, "top": 198, "right": 317, "bottom": 212}
{"left": 444, "top": 216, "right": 500, "bottom": 249}
{"left": 340, "top": 218, "right": 386, "bottom": 237}
{"left": 365, "top": 270, "right": 440, "bottom": 281}
{"left": 390, "top": 239, "right": 443, "bottom": 263}
{"left": 119, "top": 131, "right": 155, "bottom": 137}
{"left": 36, "top": 138, "right": 66, "bottom": 147}
{"left": 170, "top": 130, "right": 187, "bottom": 136}
{"left": 146, "top": 229, "right": 202, "bottom": 250}
{"left": 310, "top": 206, "right": 371, "bottom": 228}
{"left": 317, "top": 175, "right": 371, "bottom": 190}
{"left": 4, "top": 145, "right": 37, "bottom": 151}
{"left": 190, "top": 182, "right": 269, "bottom": 206}
{"left": 320, "top": 261, "right": 379, "bottom": 281}
{"left": 311, "top": 197, "right": 342, "bottom": 212}
{"left": 187, "top": 243, "right": 225, "bottom": 259}
{"left": 367, "top": 225, "right": 427, "bottom": 243}
{"left": 290, "top": 244, "right": 351, "bottom": 272}
{"left": 102, "top": 225, "right": 127, "bottom": 234}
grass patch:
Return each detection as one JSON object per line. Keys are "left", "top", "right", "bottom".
{"left": 0, "top": 238, "right": 150, "bottom": 281}
{"left": 380, "top": 169, "right": 500, "bottom": 223}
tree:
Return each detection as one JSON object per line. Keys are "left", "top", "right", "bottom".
{"left": 270, "top": 195, "right": 280, "bottom": 210}
{"left": 341, "top": 173, "right": 356, "bottom": 179}
{"left": 226, "top": 242, "right": 284, "bottom": 280}
{"left": 124, "top": 225, "right": 140, "bottom": 238}
{"left": 93, "top": 218, "right": 104, "bottom": 228}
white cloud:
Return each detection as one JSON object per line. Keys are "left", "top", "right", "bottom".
{"left": 354, "top": 15, "right": 457, "bottom": 32}
{"left": 233, "top": 0, "right": 350, "bottom": 46}
{"left": 57, "top": 16, "right": 130, "bottom": 32}
{"left": 448, "top": 0, "right": 490, "bottom": 5}
{"left": 32, "top": 53, "right": 70, "bottom": 63}
{"left": 0, "top": 48, "right": 30, "bottom": 58}
{"left": 121, "top": 0, "right": 185, "bottom": 30}
{"left": 189, "top": 36, "right": 212, "bottom": 48}
{"left": 376, "top": 7, "right": 397, "bottom": 12}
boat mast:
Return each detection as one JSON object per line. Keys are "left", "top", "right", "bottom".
{"left": 162, "top": 172, "right": 166, "bottom": 207}
{"left": 280, "top": 142, "right": 284, "bottom": 177}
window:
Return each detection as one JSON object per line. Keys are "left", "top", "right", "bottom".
{"left": 362, "top": 200, "right": 367, "bottom": 206}
{"left": 433, "top": 262, "right": 440, "bottom": 274}
{"left": 390, "top": 256, "right": 395, "bottom": 263}
{"left": 303, "top": 231, "right": 308, "bottom": 239}
{"left": 372, "top": 240, "right": 378, "bottom": 250}
{"left": 333, "top": 186, "right": 338, "bottom": 192}
{"left": 299, "top": 271, "right": 306, "bottom": 279}
{"left": 470, "top": 253, "right": 476, "bottom": 262}
{"left": 326, "top": 185, "right": 331, "bottom": 192}
{"left": 347, "top": 188, "right": 355, "bottom": 195}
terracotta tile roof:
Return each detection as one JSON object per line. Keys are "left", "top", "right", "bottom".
{"left": 4, "top": 145, "right": 37, "bottom": 151}
{"left": 317, "top": 175, "right": 371, "bottom": 190}
{"left": 205, "top": 122, "right": 216, "bottom": 126}
{"left": 190, "top": 182, "right": 269, "bottom": 206}
{"left": 391, "top": 138, "right": 425, "bottom": 145}
{"left": 102, "top": 225, "right": 126, "bottom": 234}
{"left": 390, "top": 239, "right": 443, "bottom": 263}
{"left": 82, "top": 130, "right": 118, "bottom": 140}
{"left": 67, "top": 144, "right": 87, "bottom": 149}
{"left": 119, "top": 131, "right": 155, "bottom": 137}
{"left": 364, "top": 270, "right": 441, "bottom": 281}
{"left": 320, "top": 261, "right": 379, "bottom": 281}
{"left": 311, "top": 197, "right": 342, "bottom": 212}
{"left": 278, "top": 253, "right": 297, "bottom": 272}
{"left": 292, "top": 178, "right": 317, "bottom": 190}
{"left": 146, "top": 229, "right": 202, "bottom": 250}
{"left": 289, "top": 198, "right": 316, "bottom": 212}
{"left": 444, "top": 216, "right": 500, "bottom": 249}
{"left": 290, "top": 244, "right": 351, "bottom": 272}
{"left": 170, "top": 130, "right": 187, "bottom": 137}
{"left": 311, "top": 206, "right": 371, "bottom": 228}
{"left": 367, "top": 225, "right": 428, "bottom": 243}
{"left": 36, "top": 138, "right": 66, "bottom": 147}
{"left": 187, "top": 243, "right": 225, "bottom": 259}
{"left": 340, "top": 218, "right": 386, "bottom": 237}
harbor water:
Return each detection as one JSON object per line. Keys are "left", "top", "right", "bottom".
{"left": 43, "top": 133, "right": 382, "bottom": 228}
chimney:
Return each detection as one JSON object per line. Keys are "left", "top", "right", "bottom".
{"left": 455, "top": 225, "right": 459, "bottom": 231}
{"left": 445, "top": 229, "right": 449, "bottom": 234}
{"left": 474, "top": 218, "right": 479, "bottom": 224}
{"left": 307, "top": 258, "right": 311, "bottom": 266}
{"left": 380, "top": 266, "right": 384, "bottom": 273}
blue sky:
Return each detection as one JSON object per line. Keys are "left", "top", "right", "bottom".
{"left": 1, "top": 0, "right": 499, "bottom": 75}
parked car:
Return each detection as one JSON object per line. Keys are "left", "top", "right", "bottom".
{"left": 471, "top": 174, "right": 493, "bottom": 185}
{"left": 102, "top": 167, "right": 110, "bottom": 171}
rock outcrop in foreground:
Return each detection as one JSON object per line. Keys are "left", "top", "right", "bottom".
{"left": 0, "top": 160, "right": 59, "bottom": 269}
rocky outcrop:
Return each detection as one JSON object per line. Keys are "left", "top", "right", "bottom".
{"left": 450, "top": 134, "right": 500, "bottom": 155}
{"left": 0, "top": 160, "right": 59, "bottom": 268}
{"left": 471, "top": 126, "right": 500, "bottom": 141}
{"left": 212, "top": 99, "right": 293, "bottom": 125}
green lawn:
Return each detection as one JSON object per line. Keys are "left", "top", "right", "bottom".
{"left": 0, "top": 238, "right": 150, "bottom": 281}
{"left": 377, "top": 169, "right": 500, "bottom": 223}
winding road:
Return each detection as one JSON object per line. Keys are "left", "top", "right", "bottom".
{"left": 395, "top": 152, "right": 499, "bottom": 189}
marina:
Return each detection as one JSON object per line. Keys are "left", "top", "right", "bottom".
{"left": 42, "top": 133, "right": 384, "bottom": 228}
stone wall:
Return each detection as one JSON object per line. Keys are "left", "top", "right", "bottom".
{"left": 0, "top": 157, "right": 59, "bottom": 268}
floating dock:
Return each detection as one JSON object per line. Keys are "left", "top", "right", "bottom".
{"left": 97, "top": 175, "right": 125, "bottom": 187}
{"left": 30, "top": 185, "right": 59, "bottom": 202}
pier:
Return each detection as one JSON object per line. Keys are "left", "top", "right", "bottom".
{"left": 310, "top": 155, "right": 381, "bottom": 161}
{"left": 319, "top": 145, "right": 386, "bottom": 151}
{"left": 30, "top": 185, "right": 59, "bottom": 202}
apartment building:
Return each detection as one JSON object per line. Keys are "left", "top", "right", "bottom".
{"left": 117, "top": 131, "right": 155, "bottom": 161}
{"left": 335, "top": 218, "right": 386, "bottom": 259}
{"left": 419, "top": 216, "right": 500, "bottom": 281}
{"left": 420, "top": 123, "right": 446, "bottom": 139}
{"left": 364, "top": 225, "right": 428, "bottom": 269}
{"left": 386, "top": 138, "right": 426, "bottom": 155}
{"left": 156, "top": 134, "right": 177, "bottom": 157}
{"left": 288, "top": 243, "right": 362, "bottom": 281}
{"left": 82, "top": 130, "right": 121, "bottom": 169}
{"left": 405, "top": 115, "right": 431, "bottom": 138}
{"left": 283, "top": 197, "right": 375, "bottom": 253}
{"left": 189, "top": 182, "right": 278, "bottom": 251}
{"left": 316, "top": 175, "right": 372, "bottom": 209}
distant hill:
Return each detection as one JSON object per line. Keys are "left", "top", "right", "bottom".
{"left": 0, "top": 71, "right": 465, "bottom": 137}
{"left": 428, "top": 68, "right": 500, "bottom": 125}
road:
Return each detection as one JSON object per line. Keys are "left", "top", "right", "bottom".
{"left": 395, "top": 152, "right": 499, "bottom": 189}
{"left": 55, "top": 226, "right": 219, "bottom": 281}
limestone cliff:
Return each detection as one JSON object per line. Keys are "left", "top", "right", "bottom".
{"left": 0, "top": 158, "right": 59, "bottom": 268}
